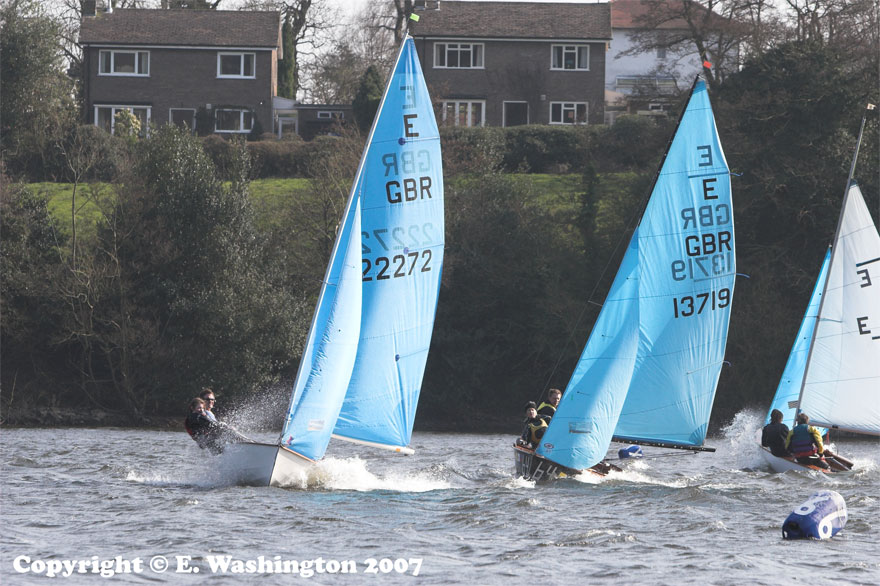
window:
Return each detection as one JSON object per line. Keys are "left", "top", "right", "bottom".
{"left": 317, "top": 111, "right": 344, "bottom": 119}
{"left": 217, "top": 53, "right": 255, "bottom": 78}
{"left": 440, "top": 100, "right": 485, "bottom": 127}
{"left": 551, "top": 45, "right": 589, "bottom": 70}
{"left": 99, "top": 50, "right": 149, "bottom": 76}
{"left": 550, "top": 102, "right": 588, "bottom": 125}
{"left": 215, "top": 109, "right": 254, "bottom": 133}
{"left": 170, "top": 108, "right": 196, "bottom": 131}
{"left": 434, "top": 43, "right": 484, "bottom": 69}
{"left": 94, "top": 105, "right": 151, "bottom": 135}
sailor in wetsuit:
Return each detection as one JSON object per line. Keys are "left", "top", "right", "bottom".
{"left": 761, "top": 408, "right": 790, "bottom": 457}
{"left": 519, "top": 401, "right": 548, "bottom": 449}
{"left": 184, "top": 397, "right": 250, "bottom": 454}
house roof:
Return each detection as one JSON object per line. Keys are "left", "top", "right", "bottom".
{"left": 411, "top": 1, "right": 611, "bottom": 40}
{"left": 79, "top": 9, "right": 281, "bottom": 48}
{"left": 611, "top": 0, "right": 719, "bottom": 30}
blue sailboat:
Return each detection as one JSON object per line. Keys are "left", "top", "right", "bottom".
{"left": 515, "top": 77, "right": 735, "bottom": 480}
{"left": 759, "top": 108, "right": 880, "bottom": 473}
{"left": 221, "top": 37, "right": 444, "bottom": 486}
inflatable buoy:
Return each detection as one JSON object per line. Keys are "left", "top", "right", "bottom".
{"left": 782, "top": 490, "right": 847, "bottom": 540}
{"left": 618, "top": 445, "right": 643, "bottom": 459}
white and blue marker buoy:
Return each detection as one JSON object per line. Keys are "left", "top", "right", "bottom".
{"left": 782, "top": 490, "right": 847, "bottom": 540}
{"left": 618, "top": 445, "right": 643, "bottom": 459}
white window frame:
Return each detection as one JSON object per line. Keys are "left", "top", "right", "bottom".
{"left": 551, "top": 45, "right": 589, "bottom": 71}
{"left": 214, "top": 108, "right": 254, "bottom": 133}
{"left": 434, "top": 42, "right": 484, "bottom": 69}
{"left": 217, "top": 52, "right": 256, "bottom": 78}
{"left": 549, "top": 102, "right": 588, "bottom": 125}
{"left": 317, "top": 111, "right": 344, "bottom": 119}
{"left": 94, "top": 105, "right": 152, "bottom": 135}
{"left": 98, "top": 50, "right": 150, "bottom": 76}
{"left": 440, "top": 100, "right": 486, "bottom": 127}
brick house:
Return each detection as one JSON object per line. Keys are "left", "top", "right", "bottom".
{"left": 79, "top": 5, "right": 281, "bottom": 136}
{"left": 409, "top": 1, "right": 611, "bottom": 127}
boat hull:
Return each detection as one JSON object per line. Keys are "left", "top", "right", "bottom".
{"left": 757, "top": 444, "right": 849, "bottom": 474}
{"left": 218, "top": 442, "right": 315, "bottom": 487}
{"left": 513, "top": 444, "right": 615, "bottom": 481}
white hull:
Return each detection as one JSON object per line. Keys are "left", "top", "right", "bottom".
{"left": 758, "top": 444, "right": 828, "bottom": 473}
{"left": 218, "top": 442, "right": 315, "bottom": 487}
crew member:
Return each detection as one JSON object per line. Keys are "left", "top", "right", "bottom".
{"left": 519, "top": 401, "right": 548, "bottom": 449}
{"left": 761, "top": 408, "right": 790, "bottom": 457}
{"left": 537, "top": 388, "right": 562, "bottom": 422}
{"left": 785, "top": 412, "right": 829, "bottom": 470}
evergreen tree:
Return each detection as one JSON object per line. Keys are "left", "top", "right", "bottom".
{"left": 0, "top": 0, "right": 75, "bottom": 179}
{"left": 352, "top": 65, "right": 384, "bottom": 133}
{"left": 277, "top": 15, "right": 296, "bottom": 99}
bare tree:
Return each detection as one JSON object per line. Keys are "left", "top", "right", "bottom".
{"left": 621, "top": 0, "right": 763, "bottom": 91}
{"left": 238, "top": 0, "right": 339, "bottom": 98}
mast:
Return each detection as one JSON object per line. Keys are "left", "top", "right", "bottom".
{"left": 793, "top": 106, "right": 872, "bottom": 427}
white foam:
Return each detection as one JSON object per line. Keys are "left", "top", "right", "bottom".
{"left": 301, "top": 456, "right": 452, "bottom": 492}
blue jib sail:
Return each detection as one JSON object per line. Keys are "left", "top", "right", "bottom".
{"left": 765, "top": 249, "right": 831, "bottom": 427}
{"left": 538, "top": 78, "right": 734, "bottom": 470}
{"left": 280, "top": 37, "right": 444, "bottom": 459}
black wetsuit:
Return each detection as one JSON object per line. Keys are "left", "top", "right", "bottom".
{"left": 761, "top": 422, "right": 790, "bottom": 457}
{"left": 185, "top": 412, "right": 228, "bottom": 454}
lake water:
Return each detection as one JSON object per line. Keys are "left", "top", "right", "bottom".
{"left": 2, "top": 410, "right": 878, "bottom": 585}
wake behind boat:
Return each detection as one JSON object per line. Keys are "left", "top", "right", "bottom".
{"left": 219, "top": 36, "right": 445, "bottom": 486}
{"left": 515, "top": 76, "right": 735, "bottom": 481}
{"left": 759, "top": 107, "right": 880, "bottom": 474}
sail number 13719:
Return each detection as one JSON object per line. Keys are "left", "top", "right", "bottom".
{"left": 673, "top": 288, "right": 731, "bottom": 318}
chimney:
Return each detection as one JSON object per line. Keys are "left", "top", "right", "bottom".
{"left": 105, "top": 0, "right": 113, "bottom": 14}
{"left": 82, "top": 0, "right": 96, "bottom": 16}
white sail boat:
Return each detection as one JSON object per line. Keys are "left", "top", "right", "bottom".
{"left": 219, "top": 37, "right": 444, "bottom": 487}
{"left": 760, "top": 108, "right": 880, "bottom": 473}
{"left": 515, "top": 77, "right": 735, "bottom": 481}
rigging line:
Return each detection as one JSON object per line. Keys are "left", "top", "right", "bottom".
{"left": 609, "top": 451, "right": 700, "bottom": 461}
{"left": 536, "top": 77, "right": 705, "bottom": 400}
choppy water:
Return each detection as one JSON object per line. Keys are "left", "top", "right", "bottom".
{"left": 2, "top": 410, "right": 878, "bottom": 585}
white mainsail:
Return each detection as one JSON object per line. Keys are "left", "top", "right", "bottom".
{"left": 798, "top": 181, "right": 880, "bottom": 436}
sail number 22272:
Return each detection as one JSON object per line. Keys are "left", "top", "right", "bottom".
{"left": 672, "top": 288, "right": 731, "bottom": 318}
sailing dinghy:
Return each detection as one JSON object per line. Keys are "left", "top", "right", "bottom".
{"left": 515, "top": 77, "right": 735, "bottom": 481}
{"left": 219, "top": 37, "right": 444, "bottom": 486}
{"left": 759, "top": 110, "right": 880, "bottom": 473}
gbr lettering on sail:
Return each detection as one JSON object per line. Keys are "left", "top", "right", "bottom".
{"left": 671, "top": 144, "right": 733, "bottom": 319}
{"left": 362, "top": 86, "right": 438, "bottom": 284}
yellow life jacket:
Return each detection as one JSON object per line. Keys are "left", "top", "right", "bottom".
{"left": 528, "top": 418, "right": 548, "bottom": 444}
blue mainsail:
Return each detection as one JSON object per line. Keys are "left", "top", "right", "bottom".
{"left": 764, "top": 249, "right": 831, "bottom": 427}
{"left": 613, "top": 79, "right": 734, "bottom": 447}
{"left": 537, "top": 79, "right": 734, "bottom": 470}
{"left": 280, "top": 37, "right": 444, "bottom": 458}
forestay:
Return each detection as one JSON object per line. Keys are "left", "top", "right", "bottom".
{"left": 798, "top": 182, "right": 880, "bottom": 436}
{"left": 280, "top": 38, "right": 444, "bottom": 459}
